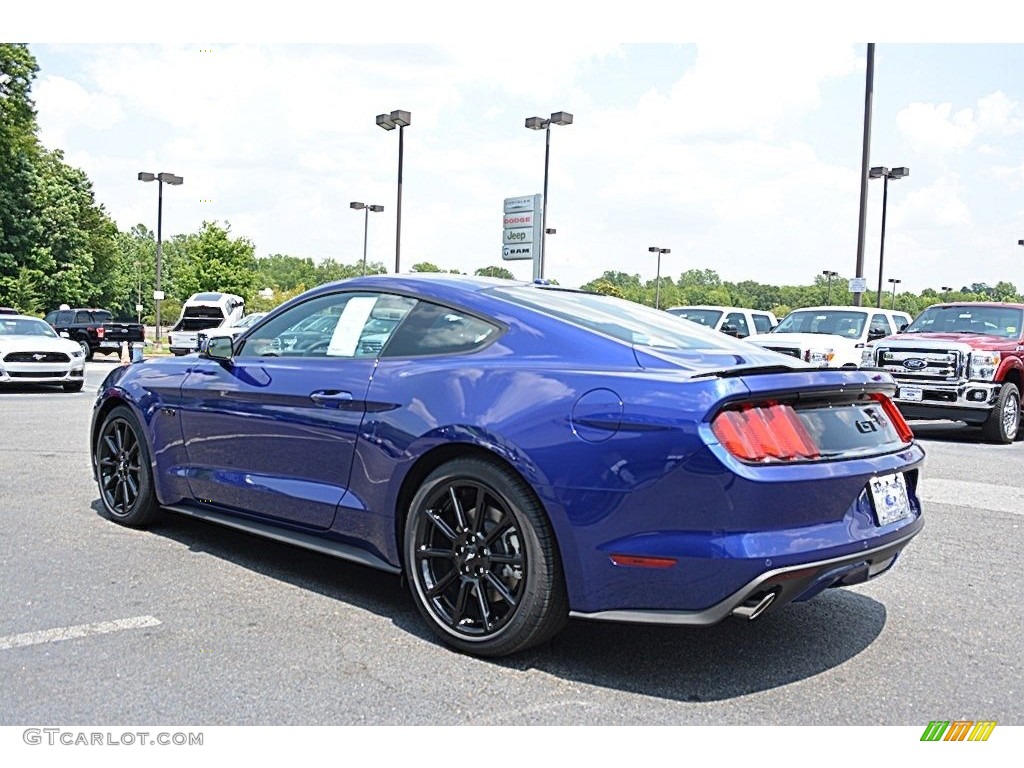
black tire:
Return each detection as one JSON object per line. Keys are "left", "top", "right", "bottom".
{"left": 982, "top": 382, "right": 1020, "bottom": 444}
{"left": 404, "top": 457, "right": 568, "bottom": 657}
{"left": 63, "top": 381, "right": 84, "bottom": 393}
{"left": 78, "top": 338, "right": 93, "bottom": 361}
{"left": 95, "top": 405, "right": 161, "bottom": 527}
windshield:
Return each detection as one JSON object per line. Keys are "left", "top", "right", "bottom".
{"left": 487, "top": 287, "right": 756, "bottom": 352}
{"left": 905, "top": 306, "right": 1023, "bottom": 338}
{"left": 773, "top": 310, "right": 867, "bottom": 338}
{"left": 0, "top": 318, "right": 59, "bottom": 338}
{"left": 234, "top": 313, "right": 267, "bottom": 329}
{"left": 664, "top": 308, "right": 723, "bottom": 328}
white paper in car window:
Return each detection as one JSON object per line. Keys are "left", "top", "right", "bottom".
{"left": 326, "top": 296, "right": 377, "bottom": 357}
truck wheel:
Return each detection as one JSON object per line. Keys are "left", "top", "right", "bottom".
{"left": 982, "top": 383, "right": 1020, "bottom": 444}
{"left": 78, "top": 339, "right": 93, "bottom": 361}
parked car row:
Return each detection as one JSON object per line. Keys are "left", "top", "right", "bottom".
{"left": 667, "top": 301, "right": 1024, "bottom": 444}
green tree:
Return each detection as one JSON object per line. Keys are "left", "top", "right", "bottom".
{"left": 0, "top": 44, "right": 43, "bottom": 306}
{"left": 169, "top": 221, "right": 259, "bottom": 302}
{"left": 474, "top": 266, "right": 515, "bottom": 279}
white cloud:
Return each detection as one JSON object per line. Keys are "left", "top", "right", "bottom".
{"left": 896, "top": 90, "right": 1024, "bottom": 153}
{"left": 892, "top": 175, "right": 972, "bottom": 229}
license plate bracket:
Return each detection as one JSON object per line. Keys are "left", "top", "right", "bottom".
{"left": 869, "top": 472, "right": 912, "bottom": 526}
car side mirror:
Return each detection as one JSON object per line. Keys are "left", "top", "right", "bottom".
{"left": 720, "top": 324, "right": 740, "bottom": 337}
{"left": 868, "top": 328, "right": 888, "bottom": 340}
{"left": 204, "top": 335, "right": 234, "bottom": 362}
{"left": 898, "top": 323, "right": 908, "bottom": 332}
{"left": 59, "top": 331, "right": 70, "bottom": 338}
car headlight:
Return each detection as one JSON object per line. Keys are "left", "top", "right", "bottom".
{"left": 861, "top": 347, "right": 875, "bottom": 367}
{"left": 969, "top": 351, "right": 1001, "bottom": 380}
{"left": 71, "top": 348, "right": 86, "bottom": 359}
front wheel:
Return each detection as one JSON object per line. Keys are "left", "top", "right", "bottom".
{"left": 982, "top": 382, "right": 1020, "bottom": 444}
{"left": 95, "top": 405, "right": 161, "bottom": 527}
{"left": 404, "top": 457, "right": 568, "bottom": 657}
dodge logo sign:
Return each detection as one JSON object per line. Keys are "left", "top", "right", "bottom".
{"left": 904, "top": 358, "right": 928, "bottom": 370}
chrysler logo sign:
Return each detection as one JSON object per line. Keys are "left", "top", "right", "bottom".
{"left": 904, "top": 358, "right": 928, "bottom": 370}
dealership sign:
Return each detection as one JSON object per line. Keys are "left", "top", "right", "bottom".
{"left": 502, "top": 195, "right": 542, "bottom": 261}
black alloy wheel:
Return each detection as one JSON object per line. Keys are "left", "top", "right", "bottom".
{"left": 95, "top": 406, "right": 160, "bottom": 527}
{"left": 404, "top": 458, "right": 568, "bottom": 657}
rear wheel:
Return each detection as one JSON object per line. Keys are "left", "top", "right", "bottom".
{"left": 95, "top": 405, "right": 160, "bottom": 527}
{"left": 404, "top": 457, "right": 568, "bottom": 657}
{"left": 78, "top": 339, "right": 93, "bottom": 361}
{"left": 982, "top": 382, "right": 1020, "bottom": 444}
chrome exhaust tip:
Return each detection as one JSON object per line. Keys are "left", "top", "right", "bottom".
{"left": 731, "top": 591, "right": 777, "bottom": 621}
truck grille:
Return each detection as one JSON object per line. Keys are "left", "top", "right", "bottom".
{"left": 4, "top": 351, "right": 71, "bottom": 363}
{"left": 875, "top": 347, "right": 962, "bottom": 381}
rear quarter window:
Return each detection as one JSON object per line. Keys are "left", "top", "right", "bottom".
{"left": 382, "top": 302, "right": 500, "bottom": 357}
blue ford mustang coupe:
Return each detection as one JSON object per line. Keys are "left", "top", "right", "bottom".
{"left": 91, "top": 275, "right": 924, "bottom": 656}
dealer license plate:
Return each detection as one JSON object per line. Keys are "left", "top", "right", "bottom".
{"left": 899, "top": 385, "right": 923, "bottom": 401}
{"left": 869, "top": 472, "right": 912, "bottom": 526}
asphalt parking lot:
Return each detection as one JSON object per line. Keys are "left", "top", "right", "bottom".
{"left": 1, "top": 359, "right": 1021, "bottom": 726}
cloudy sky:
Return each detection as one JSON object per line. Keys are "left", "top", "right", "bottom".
{"left": 10, "top": 4, "right": 1024, "bottom": 297}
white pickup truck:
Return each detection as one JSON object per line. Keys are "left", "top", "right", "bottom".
{"left": 167, "top": 292, "right": 245, "bottom": 356}
{"left": 748, "top": 305, "right": 912, "bottom": 367}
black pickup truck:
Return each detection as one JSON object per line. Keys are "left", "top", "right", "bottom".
{"left": 43, "top": 307, "right": 146, "bottom": 360}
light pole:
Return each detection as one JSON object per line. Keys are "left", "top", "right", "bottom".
{"left": 376, "top": 110, "right": 411, "bottom": 274}
{"left": 888, "top": 277, "right": 902, "bottom": 309}
{"left": 525, "top": 111, "right": 573, "bottom": 281}
{"left": 941, "top": 285, "right": 953, "bottom": 302}
{"left": 350, "top": 202, "right": 384, "bottom": 276}
{"left": 648, "top": 247, "right": 670, "bottom": 309}
{"left": 822, "top": 270, "right": 839, "bottom": 304}
{"left": 137, "top": 171, "right": 183, "bottom": 344}
{"left": 869, "top": 165, "right": 909, "bottom": 307}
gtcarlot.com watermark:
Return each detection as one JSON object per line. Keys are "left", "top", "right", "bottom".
{"left": 23, "top": 729, "right": 203, "bottom": 747}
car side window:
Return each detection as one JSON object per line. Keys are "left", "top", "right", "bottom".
{"left": 74, "top": 311, "right": 93, "bottom": 324}
{"left": 722, "top": 312, "right": 750, "bottom": 338}
{"left": 236, "top": 292, "right": 417, "bottom": 359}
{"left": 55, "top": 311, "right": 74, "bottom": 325}
{"left": 382, "top": 301, "right": 501, "bottom": 357}
{"left": 752, "top": 313, "right": 773, "bottom": 334}
{"left": 869, "top": 314, "right": 892, "bottom": 336}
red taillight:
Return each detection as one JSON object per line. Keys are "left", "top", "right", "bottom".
{"left": 870, "top": 393, "right": 914, "bottom": 443}
{"left": 711, "top": 401, "right": 820, "bottom": 462}
{"left": 96, "top": 326, "right": 105, "bottom": 338}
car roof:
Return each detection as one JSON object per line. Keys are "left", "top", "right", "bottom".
{"left": 787, "top": 305, "right": 904, "bottom": 314}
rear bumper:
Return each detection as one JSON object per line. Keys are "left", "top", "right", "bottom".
{"left": 571, "top": 522, "right": 921, "bottom": 626}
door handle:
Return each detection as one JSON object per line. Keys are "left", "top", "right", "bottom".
{"left": 309, "top": 390, "right": 354, "bottom": 406}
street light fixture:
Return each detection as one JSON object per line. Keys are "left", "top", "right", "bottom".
{"left": 822, "top": 270, "right": 839, "bottom": 304}
{"left": 869, "top": 165, "right": 909, "bottom": 307}
{"left": 888, "top": 277, "right": 902, "bottom": 309}
{"left": 649, "top": 246, "right": 671, "bottom": 309}
{"left": 350, "top": 201, "right": 385, "bottom": 276}
{"left": 137, "top": 171, "right": 183, "bottom": 344}
{"left": 525, "top": 110, "right": 573, "bottom": 281}
{"left": 376, "top": 110, "right": 411, "bottom": 274}
{"left": 941, "top": 285, "right": 953, "bottom": 302}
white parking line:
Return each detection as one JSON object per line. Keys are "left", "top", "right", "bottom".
{"left": 917, "top": 478, "right": 1024, "bottom": 517}
{"left": 0, "top": 615, "right": 161, "bottom": 651}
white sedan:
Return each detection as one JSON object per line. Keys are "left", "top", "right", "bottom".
{"left": 0, "top": 315, "right": 88, "bottom": 392}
